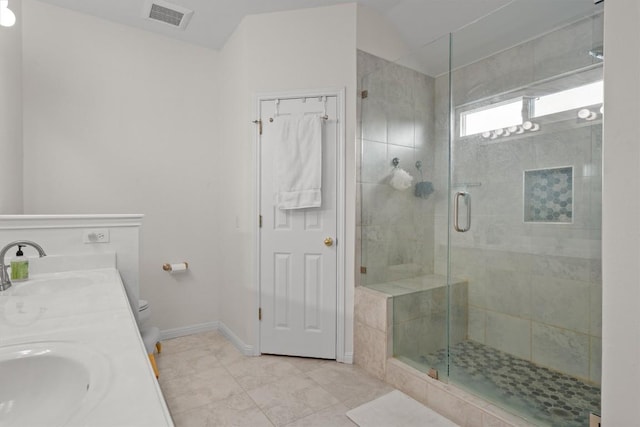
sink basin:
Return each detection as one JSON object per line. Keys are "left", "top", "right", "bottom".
{"left": 10, "top": 277, "right": 93, "bottom": 297}
{"left": 1, "top": 274, "right": 112, "bottom": 326}
{"left": 0, "top": 341, "right": 110, "bottom": 427}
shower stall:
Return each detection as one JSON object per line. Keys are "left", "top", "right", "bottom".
{"left": 357, "top": 2, "right": 603, "bottom": 426}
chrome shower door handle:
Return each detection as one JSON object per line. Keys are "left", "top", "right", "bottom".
{"left": 453, "top": 191, "right": 471, "bottom": 232}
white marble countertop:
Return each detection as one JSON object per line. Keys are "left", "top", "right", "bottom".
{"left": 0, "top": 255, "right": 173, "bottom": 426}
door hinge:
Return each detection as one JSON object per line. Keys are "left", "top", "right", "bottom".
{"left": 360, "top": 266, "right": 367, "bottom": 274}
{"left": 258, "top": 307, "right": 262, "bottom": 321}
{"left": 361, "top": 90, "right": 368, "bottom": 99}
{"left": 259, "top": 215, "right": 262, "bottom": 228}
{"left": 252, "top": 119, "right": 263, "bottom": 135}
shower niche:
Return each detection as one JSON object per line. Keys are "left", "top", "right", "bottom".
{"left": 524, "top": 166, "right": 574, "bottom": 223}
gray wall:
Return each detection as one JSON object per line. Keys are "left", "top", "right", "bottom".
{"left": 357, "top": 50, "right": 437, "bottom": 286}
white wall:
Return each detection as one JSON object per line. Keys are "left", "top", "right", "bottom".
{"left": 21, "top": 0, "right": 220, "bottom": 332}
{"left": 356, "top": 4, "right": 411, "bottom": 64}
{"left": 217, "top": 15, "right": 253, "bottom": 348}
{"left": 602, "top": 0, "right": 640, "bottom": 424}
{"left": 357, "top": 4, "right": 439, "bottom": 77}
{"left": 20, "top": 1, "right": 358, "bottom": 354}
{"left": 218, "top": 3, "right": 358, "bottom": 356}
{"left": 0, "top": 0, "right": 23, "bottom": 214}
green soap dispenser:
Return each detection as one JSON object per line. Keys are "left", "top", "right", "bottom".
{"left": 10, "top": 245, "right": 29, "bottom": 282}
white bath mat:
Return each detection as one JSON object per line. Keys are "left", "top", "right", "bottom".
{"left": 346, "top": 390, "right": 459, "bottom": 427}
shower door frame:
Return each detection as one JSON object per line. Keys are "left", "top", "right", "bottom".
{"left": 445, "top": 13, "right": 604, "bottom": 424}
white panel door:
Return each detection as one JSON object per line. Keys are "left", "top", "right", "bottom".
{"left": 259, "top": 95, "right": 337, "bottom": 359}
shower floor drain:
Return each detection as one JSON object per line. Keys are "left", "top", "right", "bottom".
{"left": 550, "top": 407, "right": 572, "bottom": 418}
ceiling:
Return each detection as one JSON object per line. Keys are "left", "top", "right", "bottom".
{"left": 34, "top": 0, "right": 601, "bottom": 66}
{"left": 397, "top": 0, "right": 602, "bottom": 76}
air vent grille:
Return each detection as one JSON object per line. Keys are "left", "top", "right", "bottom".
{"left": 149, "top": 3, "right": 184, "bottom": 27}
{"left": 143, "top": 0, "right": 194, "bottom": 31}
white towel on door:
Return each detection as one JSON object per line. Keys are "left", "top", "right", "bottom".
{"left": 274, "top": 114, "right": 323, "bottom": 209}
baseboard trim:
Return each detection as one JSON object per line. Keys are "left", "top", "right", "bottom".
{"left": 159, "top": 321, "right": 256, "bottom": 357}
{"left": 160, "top": 321, "right": 219, "bottom": 340}
{"left": 342, "top": 351, "right": 354, "bottom": 364}
{"left": 219, "top": 322, "right": 257, "bottom": 356}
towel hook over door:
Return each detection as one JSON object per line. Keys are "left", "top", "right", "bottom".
{"left": 322, "top": 96, "right": 328, "bottom": 120}
{"left": 268, "top": 95, "right": 331, "bottom": 122}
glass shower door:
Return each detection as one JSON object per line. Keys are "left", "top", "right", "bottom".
{"left": 447, "top": 5, "right": 603, "bottom": 426}
{"left": 358, "top": 35, "right": 452, "bottom": 379}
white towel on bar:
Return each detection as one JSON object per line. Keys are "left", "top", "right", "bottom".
{"left": 274, "top": 113, "right": 323, "bottom": 209}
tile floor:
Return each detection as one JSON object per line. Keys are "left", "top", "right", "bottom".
{"left": 156, "top": 331, "right": 397, "bottom": 427}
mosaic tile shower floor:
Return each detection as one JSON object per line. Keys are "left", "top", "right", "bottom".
{"left": 420, "top": 341, "right": 600, "bottom": 427}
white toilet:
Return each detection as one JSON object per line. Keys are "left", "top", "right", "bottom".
{"left": 138, "top": 299, "right": 162, "bottom": 378}
{"left": 138, "top": 299, "right": 151, "bottom": 328}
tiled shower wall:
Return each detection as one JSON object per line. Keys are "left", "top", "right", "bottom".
{"left": 357, "top": 51, "right": 437, "bottom": 287}
{"left": 432, "top": 14, "right": 603, "bottom": 384}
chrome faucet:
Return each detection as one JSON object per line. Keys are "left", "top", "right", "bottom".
{"left": 0, "top": 240, "right": 47, "bottom": 291}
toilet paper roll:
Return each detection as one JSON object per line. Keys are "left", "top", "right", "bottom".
{"left": 162, "top": 262, "right": 189, "bottom": 272}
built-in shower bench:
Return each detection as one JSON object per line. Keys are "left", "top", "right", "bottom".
{"left": 354, "top": 274, "right": 536, "bottom": 426}
{"left": 354, "top": 273, "right": 468, "bottom": 379}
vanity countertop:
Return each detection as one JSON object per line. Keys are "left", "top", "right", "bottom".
{"left": 0, "top": 263, "right": 173, "bottom": 426}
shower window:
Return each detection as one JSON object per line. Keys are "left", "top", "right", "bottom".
{"left": 532, "top": 80, "right": 603, "bottom": 118}
{"left": 459, "top": 97, "right": 524, "bottom": 137}
{"left": 457, "top": 75, "right": 603, "bottom": 140}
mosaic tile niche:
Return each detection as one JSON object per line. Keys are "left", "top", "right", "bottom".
{"left": 523, "top": 166, "right": 573, "bottom": 223}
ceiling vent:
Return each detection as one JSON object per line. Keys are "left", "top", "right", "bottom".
{"left": 143, "top": 0, "right": 193, "bottom": 30}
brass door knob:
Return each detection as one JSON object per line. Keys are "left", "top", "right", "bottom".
{"left": 324, "top": 237, "right": 334, "bottom": 247}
